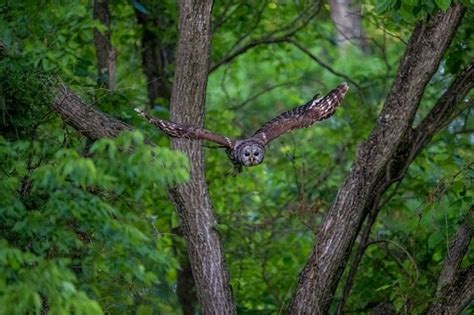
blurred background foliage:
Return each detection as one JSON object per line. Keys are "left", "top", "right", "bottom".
{"left": 0, "top": 0, "right": 473, "bottom": 314}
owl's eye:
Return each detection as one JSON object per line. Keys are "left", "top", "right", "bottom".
{"left": 254, "top": 152, "right": 259, "bottom": 156}
{"left": 244, "top": 151, "right": 250, "bottom": 157}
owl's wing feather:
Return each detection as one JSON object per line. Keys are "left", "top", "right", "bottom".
{"left": 135, "top": 108, "right": 235, "bottom": 148}
{"left": 252, "top": 83, "right": 349, "bottom": 145}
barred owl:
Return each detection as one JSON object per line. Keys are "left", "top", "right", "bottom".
{"left": 136, "top": 83, "right": 349, "bottom": 172}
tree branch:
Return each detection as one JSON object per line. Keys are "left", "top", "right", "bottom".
{"left": 230, "top": 79, "right": 301, "bottom": 110}
{"left": 209, "top": 37, "right": 289, "bottom": 73}
{"left": 52, "top": 85, "right": 131, "bottom": 140}
{"left": 338, "top": 59, "right": 473, "bottom": 315}
{"left": 224, "top": 1, "right": 268, "bottom": 54}
{"left": 426, "top": 207, "right": 473, "bottom": 315}
{"left": 414, "top": 63, "right": 474, "bottom": 144}
{"left": 335, "top": 180, "right": 402, "bottom": 315}
{"left": 286, "top": 4, "right": 467, "bottom": 314}
{"left": 284, "top": 38, "right": 362, "bottom": 90}
{"left": 209, "top": 2, "right": 321, "bottom": 73}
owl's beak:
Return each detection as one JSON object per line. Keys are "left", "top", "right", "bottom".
{"left": 249, "top": 157, "right": 255, "bottom": 164}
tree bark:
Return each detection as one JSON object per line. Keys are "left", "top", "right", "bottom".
{"left": 53, "top": 86, "right": 131, "bottom": 140}
{"left": 425, "top": 208, "right": 473, "bottom": 315}
{"left": 93, "top": 0, "right": 116, "bottom": 89}
{"left": 336, "top": 61, "right": 474, "bottom": 314}
{"left": 168, "top": 1, "right": 235, "bottom": 314}
{"left": 135, "top": 7, "right": 173, "bottom": 107}
{"left": 54, "top": 2, "right": 234, "bottom": 312}
{"left": 286, "top": 4, "right": 466, "bottom": 314}
{"left": 49, "top": 60, "right": 472, "bottom": 315}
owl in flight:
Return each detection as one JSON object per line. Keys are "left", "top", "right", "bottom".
{"left": 135, "top": 83, "right": 348, "bottom": 172}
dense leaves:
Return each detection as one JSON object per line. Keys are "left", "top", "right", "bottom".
{"left": 0, "top": 57, "right": 189, "bottom": 313}
{"left": 1, "top": 0, "right": 473, "bottom": 314}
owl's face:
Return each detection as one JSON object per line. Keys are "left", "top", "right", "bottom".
{"left": 238, "top": 142, "right": 264, "bottom": 166}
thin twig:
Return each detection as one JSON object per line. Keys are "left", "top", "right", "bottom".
{"left": 210, "top": 2, "right": 322, "bottom": 73}
{"left": 230, "top": 80, "right": 301, "bottom": 110}
{"left": 285, "top": 38, "right": 362, "bottom": 90}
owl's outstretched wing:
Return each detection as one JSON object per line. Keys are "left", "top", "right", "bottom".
{"left": 252, "top": 83, "right": 349, "bottom": 145}
{"left": 135, "top": 108, "right": 235, "bottom": 148}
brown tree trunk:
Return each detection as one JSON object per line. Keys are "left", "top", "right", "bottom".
{"left": 286, "top": 4, "right": 466, "bottom": 314}
{"left": 329, "top": 0, "right": 368, "bottom": 53}
{"left": 93, "top": 0, "right": 116, "bottom": 89}
{"left": 50, "top": 61, "right": 472, "bottom": 315}
{"left": 425, "top": 208, "right": 473, "bottom": 315}
{"left": 135, "top": 7, "right": 172, "bottom": 107}
{"left": 168, "top": 1, "right": 235, "bottom": 314}
{"left": 54, "top": 2, "right": 234, "bottom": 312}
{"left": 336, "top": 61, "right": 474, "bottom": 314}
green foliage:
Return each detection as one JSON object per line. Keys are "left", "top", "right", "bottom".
{"left": 375, "top": 0, "right": 454, "bottom": 19}
{"left": 0, "top": 67, "right": 55, "bottom": 139}
{"left": 0, "top": 128, "right": 189, "bottom": 313}
{"left": 0, "top": 47, "right": 189, "bottom": 312}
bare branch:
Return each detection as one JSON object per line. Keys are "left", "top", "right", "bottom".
{"left": 285, "top": 38, "right": 362, "bottom": 90}
{"left": 263, "top": 1, "right": 321, "bottom": 39}
{"left": 212, "top": 2, "right": 245, "bottom": 32}
{"left": 230, "top": 80, "right": 301, "bottom": 110}
{"left": 225, "top": 1, "right": 268, "bottom": 53}
{"left": 210, "top": 2, "right": 321, "bottom": 73}
{"left": 210, "top": 37, "right": 289, "bottom": 73}
{"left": 414, "top": 63, "right": 474, "bottom": 143}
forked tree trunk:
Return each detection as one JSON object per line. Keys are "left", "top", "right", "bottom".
{"left": 336, "top": 62, "right": 474, "bottom": 314}
{"left": 287, "top": 4, "right": 466, "bottom": 314}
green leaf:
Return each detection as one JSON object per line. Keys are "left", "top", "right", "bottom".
{"left": 434, "top": 0, "right": 452, "bottom": 10}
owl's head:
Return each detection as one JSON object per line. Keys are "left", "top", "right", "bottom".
{"left": 238, "top": 141, "right": 265, "bottom": 166}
